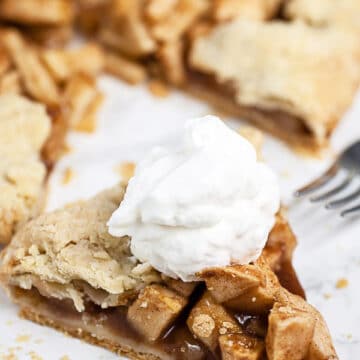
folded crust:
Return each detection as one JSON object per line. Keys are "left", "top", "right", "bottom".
{"left": 188, "top": 19, "right": 360, "bottom": 151}
{"left": 0, "top": 94, "right": 51, "bottom": 244}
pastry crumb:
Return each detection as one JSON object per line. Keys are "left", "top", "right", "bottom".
{"left": 63, "top": 143, "right": 73, "bottom": 154}
{"left": 148, "top": 80, "right": 170, "bottom": 98}
{"left": 59, "top": 356, "right": 70, "bottom": 360}
{"left": 28, "top": 352, "right": 43, "bottom": 360}
{"left": 323, "top": 293, "right": 332, "bottom": 299}
{"left": 0, "top": 347, "right": 21, "bottom": 360}
{"left": 114, "top": 162, "right": 136, "bottom": 183}
{"left": 335, "top": 278, "right": 348, "bottom": 289}
{"left": 61, "top": 168, "right": 75, "bottom": 185}
{"left": 15, "top": 334, "right": 30, "bottom": 343}
{"left": 73, "top": 115, "right": 97, "bottom": 133}
{"left": 0, "top": 351, "right": 18, "bottom": 360}
{"left": 5, "top": 320, "right": 13, "bottom": 326}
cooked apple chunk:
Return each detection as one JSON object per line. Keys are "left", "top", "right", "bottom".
{"left": 162, "top": 276, "right": 198, "bottom": 297}
{"left": 127, "top": 284, "right": 187, "bottom": 342}
{"left": 187, "top": 291, "right": 240, "bottom": 352}
{"left": 276, "top": 289, "right": 338, "bottom": 360}
{"left": 200, "top": 263, "right": 265, "bottom": 303}
{"left": 266, "top": 301, "right": 316, "bottom": 360}
{"left": 201, "top": 257, "right": 280, "bottom": 314}
{"left": 225, "top": 282, "right": 278, "bottom": 314}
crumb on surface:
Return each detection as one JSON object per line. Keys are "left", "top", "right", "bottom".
{"left": 61, "top": 167, "right": 75, "bottom": 185}
{"left": 0, "top": 352, "right": 17, "bottom": 360}
{"left": 59, "top": 356, "right": 70, "bottom": 360}
{"left": 114, "top": 162, "right": 136, "bottom": 183}
{"left": 73, "top": 115, "right": 97, "bottom": 133}
{"left": 336, "top": 278, "right": 349, "bottom": 289}
{"left": 323, "top": 293, "right": 332, "bottom": 299}
{"left": 148, "top": 79, "right": 170, "bottom": 98}
{"left": 63, "top": 143, "right": 73, "bottom": 154}
{"left": 15, "top": 334, "right": 30, "bottom": 343}
{"left": 28, "top": 352, "right": 43, "bottom": 360}
{"left": 0, "top": 347, "right": 20, "bottom": 360}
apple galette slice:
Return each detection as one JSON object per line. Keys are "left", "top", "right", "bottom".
{"left": 0, "top": 184, "right": 336, "bottom": 359}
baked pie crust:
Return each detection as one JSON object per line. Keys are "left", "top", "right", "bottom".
{"left": 0, "top": 94, "right": 50, "bottom": 244}
{"left": 0, "top": 184, "right": 337, "bottom": 359}
{"left": 188, "top": 19, "right": 360, "bottom": 152}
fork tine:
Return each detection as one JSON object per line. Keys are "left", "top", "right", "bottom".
{"left": 294, "top": 163, "right": 339, "bottom": 197}
{"left": 341, "top": 204, "right": 360, "bottom": 217}
{"left": 310, "top": 173, "right": 354, "bottom": 202}
{"left": 325, "top": 187, "right": 360, "bottom": 209}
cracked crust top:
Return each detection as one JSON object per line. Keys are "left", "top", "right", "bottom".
{"left": 0, "top": 94, "right": 51, "bottom": 244}
{"left": 189, "top": 19, "right": 360, "bottom": 143}
{"left": 0, "top": 184, "right": 161, "bottom": 311}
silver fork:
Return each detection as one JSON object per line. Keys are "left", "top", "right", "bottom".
{"left": 294, "top": 141, "right": 360, "bottom": 217}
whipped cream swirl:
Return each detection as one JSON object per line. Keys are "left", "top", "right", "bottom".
{"left": 108, "top": 116, "right": 280, "bottom": 281}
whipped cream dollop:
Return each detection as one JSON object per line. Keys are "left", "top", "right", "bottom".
{"left": 107, "top": 116, "right": 280, "bottom": 281}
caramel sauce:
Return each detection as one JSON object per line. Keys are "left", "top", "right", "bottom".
{"left": 20, "top": 288, "right": 214, "bottom": 359}
{"left": 16, "top": 287, "right": 272, "bottom": 360}
{"left": 276, "top": 260, "right": 306, "bottom": 299}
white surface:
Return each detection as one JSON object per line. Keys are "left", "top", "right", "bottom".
{"left": 1, "top": 75, "right": 360, "bottom": 359}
